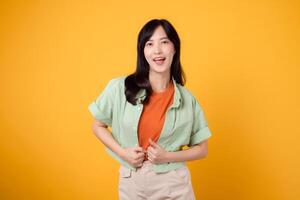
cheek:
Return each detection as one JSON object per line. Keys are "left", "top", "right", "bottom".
{"left": 166, "top": 51, "right": 175, "bottom": 61}
{"left": 169, "top": 44, "right": 176, "bottom": 55}
{"left": 144, "top": 50, "right": 151, "bottom": 61}
{"left": 164, "top": 46, "right": 175, "bottom": 56}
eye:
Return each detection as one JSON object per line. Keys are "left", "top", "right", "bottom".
{"left": 162, "top": 40, "right": 169, "bottom": 44}
{"left": 145, "top": 42, "right": 152, "bottom": 46}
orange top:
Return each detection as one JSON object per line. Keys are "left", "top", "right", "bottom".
{"left": 137, "top": 80, "right": 174, "bottom": 160}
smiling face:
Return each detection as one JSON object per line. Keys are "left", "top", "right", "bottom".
{"left": 143, "top": 25, "right": 176, "bottom": 76}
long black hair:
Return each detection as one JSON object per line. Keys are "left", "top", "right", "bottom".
{"left": 125, "top": 18, "right": 186, "bottom": 105}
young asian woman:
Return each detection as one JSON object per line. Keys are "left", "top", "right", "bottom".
{"left": 88, "top": 18, "right": 212, "bottom": 200}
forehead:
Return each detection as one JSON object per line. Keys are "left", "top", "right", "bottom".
{"left": 149, "top": 26, "right": 168, "bottom": 40}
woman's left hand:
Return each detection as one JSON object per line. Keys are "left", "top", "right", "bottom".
{"left": 147, "top": 138, "right": 169, "bottom": 164}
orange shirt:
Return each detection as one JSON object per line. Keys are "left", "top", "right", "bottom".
{"left": 137, "top": 80, "right": 174, "bottom": 160}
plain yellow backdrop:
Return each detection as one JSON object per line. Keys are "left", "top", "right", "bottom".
{"left": 1, "top": 0, "right": 299, "bottom": 199}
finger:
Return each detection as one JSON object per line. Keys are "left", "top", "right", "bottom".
{"left": 147, "top": 150, "right": 155, "bottom": 160}
{"left": 137, "top": 157, "right": 144, "bottom": 163}
{"left": 134, "top": 162, "right": 143, "bottom": 168}
{"left": 136, "top": 152, "right": 145, "bottom": 159}
{"left": 149, "top": 138, "right": 155, "bottom": 146}
{"left": 137, "top": 151, "right": 145, "bottom": 156}
{"left": 147, "top": 154, "right": 154, "bottom": 163}
{"left": 149, "top": 138, "right": 159, "bottom": 148}
{"left": 147, "top": 146, "right": 153, "bottom": 152}
{"left": 147, "top": 147, "right": 156, "bottom": 155}
{"left": 135, "top": 157, "right": 144, "bottom": 166}
{"left": 137, "top": 162, "right": 143, "bottom": 167}
{"left": 134, "top": 146, "right": 144, "bottom": 152}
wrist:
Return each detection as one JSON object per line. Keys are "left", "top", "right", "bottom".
{"left": 117, "top": 147, "right": 125, "bottom": 159}
{"left": 165, "top": 151, "right": 174, "bottom": 163}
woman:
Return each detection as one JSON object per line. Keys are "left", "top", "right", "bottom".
{"left": 88, "top": 18, "right": 212, "bottom": 200}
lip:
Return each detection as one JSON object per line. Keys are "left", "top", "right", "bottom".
{"left": 153, "top": 57, "right": 166, "bottom": 61}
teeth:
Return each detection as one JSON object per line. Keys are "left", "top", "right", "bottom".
{"left": 153, "top": 57, "right": 165, "bottom": 61}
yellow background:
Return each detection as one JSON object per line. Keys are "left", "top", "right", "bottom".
{"left": 1, "top": 0, "right": 299, "bottom": 199}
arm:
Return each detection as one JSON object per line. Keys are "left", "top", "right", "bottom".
{"left": 147, "top": 139, "right": 208, "bottom": 164}
{"left": 166, "top": 140, "right": 208, "bottom": 163}
{"left": 91, "top": 119, "right": 145, "bottom": 167}
{"left": 91, "top": 119, "right": 124, "bottom": 157}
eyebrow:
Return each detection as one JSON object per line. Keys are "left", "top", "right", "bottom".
{"left": 147, "top": 37, "right": 169, "bottom": 41}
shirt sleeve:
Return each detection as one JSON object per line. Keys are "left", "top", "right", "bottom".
{"left": 88, "top": 78, "right": 119, "bottom": 127}
{"left": 188, "top": 97, "right": 212, "bottom": 147}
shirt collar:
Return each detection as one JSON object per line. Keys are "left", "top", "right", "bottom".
{"left": 136, "top": 76, "right": 182, "bottom": 108}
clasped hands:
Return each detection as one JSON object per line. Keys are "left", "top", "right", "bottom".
{"left": 121, "top": 138, "right": 169, "bottom": 168}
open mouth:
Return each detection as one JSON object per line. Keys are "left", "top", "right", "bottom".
{"left": 153, "top": 57, "right": 166, "bottom": 65}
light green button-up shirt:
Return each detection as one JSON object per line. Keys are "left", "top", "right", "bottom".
{"left": 88, "top": 76, "right": 212, "bottom": 173}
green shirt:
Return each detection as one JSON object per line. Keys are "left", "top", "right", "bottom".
{"left": 88, "top": 76, "right": 212, "bottom": 173}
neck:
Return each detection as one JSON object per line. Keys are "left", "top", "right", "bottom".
{"left": 149, "top": 71, "right": 171, "bottom": 93}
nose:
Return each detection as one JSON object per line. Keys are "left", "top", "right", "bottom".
{"left": 153, "top": 43, "right": 162, "bottom": 54}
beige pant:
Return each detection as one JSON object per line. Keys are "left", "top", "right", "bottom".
{"left": 118, "top": 161, "right": 196, "bottom": 200}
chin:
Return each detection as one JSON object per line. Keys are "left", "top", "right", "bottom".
{"left": 150, "top": 63, "right": 171, "bottom": 73}
{"left": 150, "top": 66, "right": 170, "bottom": 74}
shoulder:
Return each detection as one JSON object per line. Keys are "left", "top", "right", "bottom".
{"left": 176, "top": 84, "right": 196, "bottom": 101}
{"left": 104, "top": 76, "right": 126, "bottom": 91}
{"left": 107, "top": 76, "right": 126, "bottom": 86}
{"left": 176, "top": 84, "right": 203, "bottom": 110}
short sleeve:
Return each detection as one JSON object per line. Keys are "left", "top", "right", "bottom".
{"left": 188, "top": 97, "right": 212, "bottom": 147}
{"left": 88, "top": 79, "right": 119, "bottom": 127}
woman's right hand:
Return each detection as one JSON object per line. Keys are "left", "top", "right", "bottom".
{"left": 120, "top": 147, "right": 145, "bottom": 168}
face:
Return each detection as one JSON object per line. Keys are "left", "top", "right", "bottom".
{"left": 144, "top": 25, "right": 176, "bottom": 76}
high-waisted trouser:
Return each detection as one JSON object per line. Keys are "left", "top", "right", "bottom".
{"left": 118, "top": 160, "right": 196, "bottom": 200}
